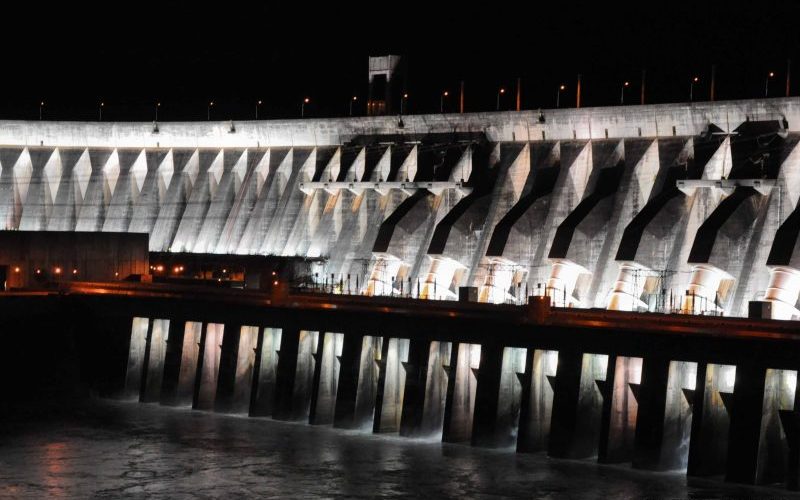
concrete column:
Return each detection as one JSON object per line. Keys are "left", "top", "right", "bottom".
{"left": 335, "top": 335, "right": 382, "bottom": 429}
{"left": 443, "top": 343, "right": 481, "bottom": 443}
{"left": 213, "top": 323, "right": 242, "bottom": 413}
{"left": 633, "top": 359, "right": 696, "bottom": 470}
{"left": 725, "top": 364, "right": 796, "bottom": 484}
{"left": 599, "top": 356, "right": 642, "bottom": 463}
{"left": 471, "top": 342, "right": 503, "bottom": 447}
{"left": 309, "top": 332, "right": 343, "bottom": 425}
{"left": 231, "top": 326, "right": 259, "bottom": 414}
{"left": 688, "top": 363, "right": 736, "bottom": 476}
{"left": 757, "top": 369, "right": 797, "bottom": 485}
{"left": 354, "top": 336, "right": 383, "bottom": 429}
{"left": 517, "top": 349, "right": 558, "bottom": 453}
{"left": 142, "top": 319, "right": 170, "bottom": 403}
{"left": 334, "top": 333, "right": 363, "bottom": 428}
{"left": 783, "top": 379, "right": 800, "bottom": 490}
{"left": 374, "top": 337, "right": 410, "bottom": 433}
{"left": 273, "top": 329, "right": 318, "bottom": 421}
{"left": 159, "top": 317, "right": 187, "bottom": 406}
{"left": 175, "top": 321, "right": 202, "bottom": 406}
{"left": 472, "top": 345, "right": 527, "bottom": 448}
{"left": 548, "top": 350, "right": 609, "bottom": 459}
{"left": 194, "top": 323, "right": 224, "bottom": 410}
{"left": 400, "top": 340, "right": 451, "bottom": 437}
{"left": 250, "top": 327, "right": 282, "bottom": 417}
{"left": 123, "top": 316, "right": 149, "bottom": 400}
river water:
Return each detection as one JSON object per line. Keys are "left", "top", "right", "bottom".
{"left": 0, "top": 400, "right": 795, "bottom": 499}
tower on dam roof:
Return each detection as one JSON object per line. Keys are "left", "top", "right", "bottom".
{"left": 368, "top": 55, "right": 405, "bottom": 116}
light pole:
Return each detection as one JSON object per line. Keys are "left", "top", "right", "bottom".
{"left": 620, "top": 81, "right": 630, "bottom": 105}
{"left": 39, "top": 101, "right": 44, "bottom": 120}
{"left": 301, "top": 97, "right": 310, "bottom": 118}
{"left": 207, "top": 101, "right": 214, "bottom": 120}
{"left": 765, "top": 71, "right": 775, "bottom": 97}
{"left": 440, "top": 91, "right": 448, "bottom": 113}
{"left": 99, "top": 101, "right": 104, "bottom": 121}
{"left": 349, "top": 96, "right": 357, "bottom": 116}
{"left": 155, "top": 101, "right": 160, "bottom": 122}
{"left": 400, "top": 93, "right": 408, "bottom": 115}
{"left": 689, "top": 77, "right": 699, "bottom": 102}
{"left": 496, "top": 87, "right": 505, "bottom": 111}
{"left": 255, "top": 100, "right": 262, "bottom": 120}
{"left": 555, "top": 85, "right": 566, "bottom": 108}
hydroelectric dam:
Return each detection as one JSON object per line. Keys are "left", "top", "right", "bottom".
{"left": 3, "top": 98, "right": 800, "bottom": 492}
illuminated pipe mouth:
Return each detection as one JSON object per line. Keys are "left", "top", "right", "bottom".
{"left": 366, "top": 253, "right": 403, "bottom": 296}
{"left": 763, "top": 266, "right": 800, "bottom": 320}
{"left": 680, "top": 264, "right": 732, "bottom": 315}
{"left": 421, "top": 256, "right": 465, "bottom": 300}
{"left": 607, "top": 261, "right": 649, "bottom": 311}
{"left": 480, "top": 257, "right": 520, "bottom": 304}
{"left": 546, "top": 259, "right": 590, "bottom": 307}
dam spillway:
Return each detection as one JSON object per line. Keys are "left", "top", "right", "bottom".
{"left": 0, "top": 97, "right": 799, "bottom": 318}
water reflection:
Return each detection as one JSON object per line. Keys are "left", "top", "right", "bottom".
{"left": 0, "top": 401, "right": 793, "bottom": 499}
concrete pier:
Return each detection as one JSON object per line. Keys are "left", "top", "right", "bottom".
{"left": 194, "top": 323, "right": 224, "bottom": 410}
{"left": 309, "top": 331, "right": 343, "bottom": 425}
{"left": 159, "top": 317, "right": 187, "bottom": 406}
{"left": 517, "top": 350, "right": 558, "bottom": 452}
{"left": 250, "top": 327, "right": 282, "bottom": 417}
{"left": 548, "top": 351, "right": 609, "bottom": 459}
{"left": 599, "top": 355, "right": 642, "bottom": 463}
{"left": 273, "top": 329, "right": 318, "bottom": 421}
{"left": 141, "top": 319, "right": 170, "bottom": 403}
{"left": 632, "top": 359, "right": 696, "bottom": 470}
{"left": 688, "top": 363, "right": 736, "bottom": 477}
{"left": 373, "top": 337, "right": 410, "bottom": 433}
{"left": 443, "top": 343, "right": 481, "bottom": 443}
{"left": 175, "top": 321, "right": 202, "bottom": 406}
{"left": 123, "top": 317, "right": 149, "bottom": 400}
{"left": 399, "top": 340, "right": 452, "bottom": 437}
{"left": 472, "top": 344, "right": 526, "bottom": 448}
{"left": 726, "top": 366, "right": 797, "bottom": 485}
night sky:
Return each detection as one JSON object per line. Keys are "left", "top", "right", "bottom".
{"left": 2, "top": 1, "right": 799, "bottom": 121}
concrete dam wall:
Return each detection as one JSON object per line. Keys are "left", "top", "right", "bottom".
{"left": 2, "top": 97, "right": 800, "bottom": 318}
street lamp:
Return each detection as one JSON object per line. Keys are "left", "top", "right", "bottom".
{"left": 440, "top": 91, "right": 449, "bottom": 113}
{"left": 39, "top": 101, "right": 44, "bottom": 120}
{"left": 400, "top": 93, "right": 408, "bottom": 115}
{"left": 207, "top": 101, "right": 214, "bottom": 120}
{"left": 256, "top": 100, "right": 262, "bottom": 120}
{"left": 349, "top": 96, "right": 357, "bottom": 116}
{"left": 496, "top": 87, "right": 506, "bottom": 111}
{"left": 765, "top": 71, "right": 775, "bottom": 97}
{"left": 556, "top": 85, "right": 566, "bottom": 108}
{"left": 620, "top": 81, "right": 630, "bottom": 104}
{"left": 689, "top": 77, "right": 699, "bottom": 102}
{"left": 155, "top": 101, "right": 161, "bottom": 122}
{"left": 99, "top": 101, "right": 104, "bottom": 121}
{"left": 301, "top": 97, "right": 310, "bottom": 117}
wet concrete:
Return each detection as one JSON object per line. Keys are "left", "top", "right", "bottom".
{"left": 0, "top": 400, "right": 795, "bottom": 499}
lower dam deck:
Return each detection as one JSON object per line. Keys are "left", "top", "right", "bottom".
{"left": 4, "top": 282, "right": 800, "bottom": 492}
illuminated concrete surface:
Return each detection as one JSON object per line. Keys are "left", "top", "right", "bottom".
{"left": 1, "top": 98, "right": 800, "bottom": 318}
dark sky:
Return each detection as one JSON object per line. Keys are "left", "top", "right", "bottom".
{"left": 2, "top": 1, "right": 798, "bottom": 121}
